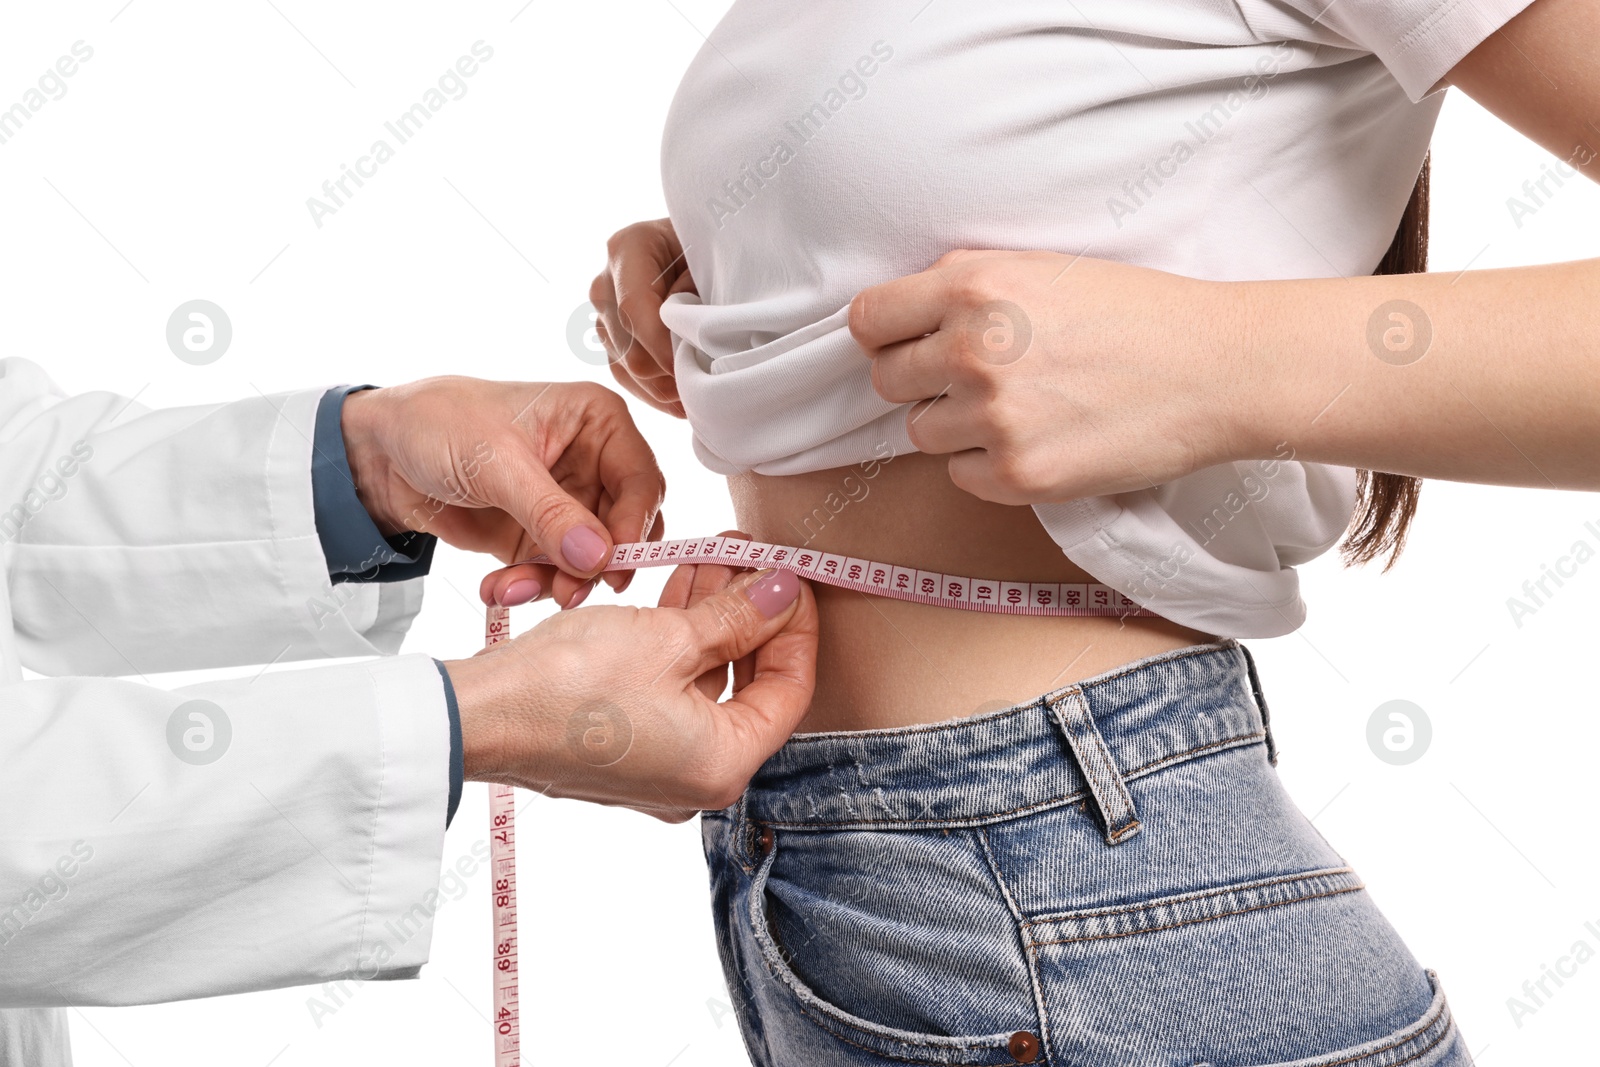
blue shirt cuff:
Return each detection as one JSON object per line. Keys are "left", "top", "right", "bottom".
{"left": 311, "top": 385, "right": 437, "bottom": 584}
{"left": 434, "top": 659, "right": 464, "bottom": 828}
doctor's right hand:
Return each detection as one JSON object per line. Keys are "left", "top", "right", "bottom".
{"left": 443, "top": 562, "right": 817, "bottom": 822}
{"left": 342, "top": 376, "right": 665, "bottom": 609}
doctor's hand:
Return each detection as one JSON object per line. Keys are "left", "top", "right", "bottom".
{"left": 850, "top": 249, "right": 1252, "bottom": 505}
{"left": 589, "top": 217, "right": 696, "bottom": 418}
{"left": 340, "top": 376, "right": 665, "bottom": 609}
{"left": 443, "top": 561, "right": 818, "bottom": 822}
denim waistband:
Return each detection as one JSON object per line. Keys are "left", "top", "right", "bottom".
{"left": 742, "top": 637, "right": 1273, "bottom": 837}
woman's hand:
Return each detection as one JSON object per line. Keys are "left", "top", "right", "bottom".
{"left": 850, "top": 249, "right": 1259, "bottom": 506}
{"left": 589, "top": 217, "right": 696, "bottom": 418}
{"left": 340, "top": 376, "right": 665, "bottom": 609}
{"left": 444, "top": 555, "right": 817, "bottom": 823}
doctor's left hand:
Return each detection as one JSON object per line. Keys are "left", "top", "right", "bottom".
{"left": 445, "top": 560, "right": 819, "bottom": 822}
{"left": 340, "top": 376, "right": 665, "bottom": 610}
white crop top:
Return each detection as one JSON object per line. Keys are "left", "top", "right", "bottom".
{"left": 657, "top": 0, "right": 1534, "bottom": 638}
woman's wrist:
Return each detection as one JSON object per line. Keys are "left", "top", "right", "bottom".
{"left": 1205, "top": 277, "right": 1298, "bottom": 466}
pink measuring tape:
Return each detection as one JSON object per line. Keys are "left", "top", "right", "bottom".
{"left": 478, "top": 534, "right": 1152, "bottom": 1061}
{"left": 517, "top": 534, "right": 1158, "bottom": 617}
{"left": 483, "top": 604, "right": 519, "bottom": 1067}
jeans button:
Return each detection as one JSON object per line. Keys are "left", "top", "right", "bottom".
{"left": 1008, "top": 1030, "right": 1039, "bottom": 1063}
{"left": 756, "top": 825, "right": 774, "bottom": 856}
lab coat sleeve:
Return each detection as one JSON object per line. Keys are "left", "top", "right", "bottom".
{"left": 311, "top": 383, "right": 439, "bottom": 586}
{"left": 0, "top": 653, "right": 451, "bottom": 1006}
{"left": 0, "top": 357, "right": 424, "bottom": 676}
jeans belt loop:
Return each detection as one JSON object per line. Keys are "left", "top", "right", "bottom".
{"left": 1046, "top": 688, "right": 1142, "bottom": 845}
{"left": 730, "top": 792, "right": 759, "bottom": 871}
{"left": 1237, "top": 641, "right": 1280, "bottom": 766}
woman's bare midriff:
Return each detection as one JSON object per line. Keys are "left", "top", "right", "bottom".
{"left": 730, "top": 451, "right": 1218, "bottom": 734}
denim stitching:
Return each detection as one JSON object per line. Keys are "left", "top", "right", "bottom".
{"left": 976, "top": 826, "right": 1055, "bottom": 1067}
{"left": 1031, "top": 885, "right": 1364, "bottom": 947}
{"left": 1275, "top": 981, "right": 1454, "bottom": 1067}
{"left": 1023, "top": 866, "right": 1357, "bottom": 926}
{"left": 785, "top": 998, "right": 1030, "bottom": 1067}
{"left": 1326, "top": 1018, "right": 1451, "bottom": 1067}
{"left": 758, "top": 730, "right": 1265, "bottom": 830}
{"left": 1027, "top": 868, "right": 1366, "bottom": 947}
{"left": 779, "top": 640, "right": 1240, "bottom": 746}
{"left": 745, "top": 833, "right": 1024, "bottom": 1057}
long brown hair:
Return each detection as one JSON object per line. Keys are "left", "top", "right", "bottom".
{"left": 1338, "top": 151, "right": 1428, "bottom": 571}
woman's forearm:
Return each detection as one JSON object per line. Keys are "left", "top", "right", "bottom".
{"left": 1236, "top": 256, "right": 1600, "bottom": 489}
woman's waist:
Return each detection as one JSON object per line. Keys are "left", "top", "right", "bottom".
{"left": 729, "top": 452, "right": 1100, "bottom": 585}
{"left": 729, "top": 455, "right": 1220, "bottom": 732}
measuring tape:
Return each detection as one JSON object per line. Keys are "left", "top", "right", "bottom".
{"left": 483, "top": 604, "right": 519, "bottom": 1067}
{"left": 516, "top": 534, "right": 1158, "bottom": 617}
{"left": 477, "top": 533, "right": 1151, "bottom": 1061}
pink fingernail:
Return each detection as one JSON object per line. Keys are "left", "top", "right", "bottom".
{"left": 561, "top": 527, "right": 609, "bottom": 572}
{"left": 499, "top": 579, "right": 541, "bottom": 607}
{"left": 564, "top": 582, "right": 594, "bottom": 610}
{"left": 747, "top": 569, "right": 799, "bottom": 619}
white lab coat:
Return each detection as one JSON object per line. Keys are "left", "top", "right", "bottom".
{"left": 0, "top": 359, "right": 450, "bottom": 1065}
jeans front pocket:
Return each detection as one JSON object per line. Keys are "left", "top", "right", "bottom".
{"left": 742, "top": 823, "right": 1046, "bottom": 1065}
{"left": 1024, "top": 865, "right": 1468, "bottom": 1066}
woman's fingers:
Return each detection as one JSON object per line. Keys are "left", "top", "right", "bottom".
{"left": 593, "top": 257, "right": 681, "bottom": 410}
{"left": 589, "top": 269, "right": 636, "bottom": 374}
{"left": 903, "top": 392, "right": 986, "bottom": 456}
{"left": 598, "top": 218, "right": 689, "bottom": 411}
{"left": 611, "top": 235, "right": 679, "bottom": 374}
{"left": 849, "top": 264, "right": 951, "bottom": 352}
{"left": 607, "top": 358, "right": 684, "bottom": 415}
{"left": 867, "top": 331, "right": 956, "bottom": 405}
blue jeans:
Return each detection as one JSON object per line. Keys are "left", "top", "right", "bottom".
{"left": 701, "top": 638, "right": 1470, "bottom": 1066}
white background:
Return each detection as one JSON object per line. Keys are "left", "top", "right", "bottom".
{"left": 2, "top": 1, "right": 1598, "bottom": 1064}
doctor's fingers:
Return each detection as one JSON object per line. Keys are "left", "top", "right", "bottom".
{"left": 479, "top": 560, "right": 559, "bottom": 608}
{"left": 497, "top": 391, "right": 663, "bottom": 584}
{"left": 658, "top": 533, "right": 745, "bottom": 701}
{"left": 479, "top": 509, "right": 661, "bottom": 608}
{"left": 594, "top": 494, "right": 662, "bottom": 594}
{"left": 710, "top": 581, "right": 819, "bottom": 768}
{"left": 587, "top": 419, "right": 667, "bottom": 566}
{"left": 471, "top": 450, "right": 619, "bottom": 587}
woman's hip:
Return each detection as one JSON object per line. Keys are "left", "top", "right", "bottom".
{"left": 700, "top": 638, "right": 1470, "bottom": 1066}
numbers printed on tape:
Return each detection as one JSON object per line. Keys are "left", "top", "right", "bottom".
{"left": 483, "top": 605, "right": 520, "bottom": 1067}
{"left": 509, "top": 537, "right": 1155, "bottom": 618}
